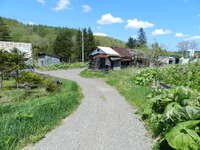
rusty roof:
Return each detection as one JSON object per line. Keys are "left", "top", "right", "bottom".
{"left": 112, "top": 47, "right": 135, "bottom": 58}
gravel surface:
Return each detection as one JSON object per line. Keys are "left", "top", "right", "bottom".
{"left": 24, "top": 69, "right": 152, "bottom": 150}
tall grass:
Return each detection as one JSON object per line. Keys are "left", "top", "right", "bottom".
{"left": 0, "top": 79, "right": 82, "bottom": 150}
{"left": 38, "top": 62, "right": 88, "bottom": 71}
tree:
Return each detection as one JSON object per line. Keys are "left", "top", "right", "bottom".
{"left": 127, "top": 37, "right": 137, "bottom": 49}
{"left": 138, "top": 28, "right": 147, "bottom": 47}
{"left": 86, "top": 27, "right": 95, "bottom": 61}
{"left": 9, "top": 48, "right": 27, "bottom": 88}
{"left": 71, "top": 29, "right": 82, "bottom": 62}
{"left": 151, "top": 42, "right": 168, "bottom": 57}
{"left": 53, "top": 29, "right": 73, "bottom": 62}
{"left": 177, "top": 41, "right": 199, "bottom": 56}
{"left": 0, "top": 49, "right": 13, "bottom": 89}
{"left": 0, "top": 17, "right": 10, "bottom": 41}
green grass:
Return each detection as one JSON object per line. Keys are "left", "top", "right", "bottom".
{"left": 0, "top": 79, "right": 82, "bottom": 150}
{"left": 38, "top": 62, "right": 88, "bottom": 71}
{"left": 80, "top": 69, "right": 109, "bottom": 78}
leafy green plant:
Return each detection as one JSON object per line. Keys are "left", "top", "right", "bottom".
{"left": 165, "top": 120, "right": 200, "bottom": 150}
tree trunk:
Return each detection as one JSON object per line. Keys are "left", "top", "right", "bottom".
{"left": 16, "top": 69, "right": 19, "bottom": 89}
{"left": 0, "top": 72, "right": 3, "bottom": 89}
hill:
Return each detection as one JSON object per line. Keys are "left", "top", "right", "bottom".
{"left": 1, "top": 17, "right": 126, "bottom": 54}
{"left": 95, "top": 36, "right": 126, "bottom": 48}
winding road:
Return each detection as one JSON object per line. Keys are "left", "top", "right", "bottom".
{"left": 25, "top": 69, "right": 152, "bottom": 150}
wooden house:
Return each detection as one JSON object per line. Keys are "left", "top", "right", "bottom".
{"left": 89, "top": 46, "right": 121, "bottom": 70}
{"left": 37, "top": 53, "right": 60, "bottom": 67}
{"left": 89, "top": 46, "right": 151, "bottom": 70}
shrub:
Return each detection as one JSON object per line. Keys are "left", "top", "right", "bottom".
{"left": 46, "top": 82, "right": 59, "bottom": 93}
{"left": 18, "top": 72, "right": 44, "bottom": 85}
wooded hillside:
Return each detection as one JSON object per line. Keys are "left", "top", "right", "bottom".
{"left": 1, "top": 17, "right": 127, "bottom": 62}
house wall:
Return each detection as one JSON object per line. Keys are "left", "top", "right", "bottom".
{"left": 0, "top": 41, "right": 32, "bottom": 58}
{"left": 38, "top": 55, "right": 60, "bottom": 67}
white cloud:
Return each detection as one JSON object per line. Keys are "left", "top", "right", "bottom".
{"left": 125, "top": 19, "right": 154, "bottom": 29}
{"left": 97, "top": 13, "right": 124, "bottom": 25}
{"left": 81, "top": 5, "right": 92, "bottom": 13}
{"left": 175, "top": 33, "right": 187, "bottom": 37}
{"left": 27, "top": 21, "right": 35, "bottom": 25}
{"left": 53, "top": 0, "right": 71, "bottom": 11}
{"left": 94, "top": 32, "right": 107, "bottom": 37}
{"left": 152, "top": 29, "right": 172, "bottom": 35}
{"left": 37, "top": 0, "right": 45, "bottom": 4}
{"left": 184, "top": 35, "right": 200, "bottom": 41}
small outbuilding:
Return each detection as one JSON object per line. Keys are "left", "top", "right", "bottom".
{"left": 37, "top": 53, "right": 60, "bottom": 67}
{"left": 89, "top": 46, "right": 121, "bottom": 70}
{"left": 111, "top": 47, "right": 135, "bottom": 68}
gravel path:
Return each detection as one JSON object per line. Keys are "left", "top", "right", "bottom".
{"left": 25, "top": 69, "right": 152, "bottom": 150}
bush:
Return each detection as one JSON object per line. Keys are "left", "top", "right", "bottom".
{"left": 46, "top": 82, "right": 59, "bottom": 93}
{"left": 18, "top": 72, "right": 44, "bottom": 84}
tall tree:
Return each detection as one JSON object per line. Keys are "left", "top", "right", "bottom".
{"left": 138, "top": 28, "right": 147, "bottom": 47}
{"left": 72, "top": 29, "right": 82, "bottom": 62}
{"left": 53, "top": 29, "right": 73, "bottom": 62}
{"left": 86, "top": 27, "right": 95, "bottom": 61}
{"left": 9, "top": 48, "right": 27, "bottom": 88}
{"left": 127, "top": 37, "right": 137, "bottom": 49}
{"left": 0, "top": 17, "right": 10, "bottom": 41}
{"left": 0, "top": 49, "right": 12, "bottom": 89}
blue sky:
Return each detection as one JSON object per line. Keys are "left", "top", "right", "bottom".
{"left": 1, "top": 0, "right": 200, "bottom": 51}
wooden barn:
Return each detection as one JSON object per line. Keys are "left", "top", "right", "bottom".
{"left": 89, "top": 46, "right": 121, "bottom": 70}
{"left": 89, "top": 46, "right": 151, "bottom": 70}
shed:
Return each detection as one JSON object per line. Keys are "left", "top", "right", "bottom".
{"left": 89, "top": 46, "right": 121, "bottom": 70}
{"left": 111, "top": 47, "right": 135, "bottom": 68}
{"left": 37, "top": 53, "right": 60, "bottom": 67}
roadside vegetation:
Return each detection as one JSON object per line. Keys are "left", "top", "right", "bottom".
{"left": 0, "top": 71, "right": 82, "bottom": 150}
{"left": 38, "top": 62, "right": 88, "bottom": 71}
{"left": 80, "top": 61, "right": 200, "bottom": 150}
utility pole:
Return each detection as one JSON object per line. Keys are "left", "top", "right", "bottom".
{"left": 82, "top": 29, "right": 84, "bottom": 63}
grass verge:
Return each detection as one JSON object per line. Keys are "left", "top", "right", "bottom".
{"left": 0, "top": 79, "right": 82, "bottom": 150}
{"left": 38, "top": 62, "right": 88, "bottom": 71}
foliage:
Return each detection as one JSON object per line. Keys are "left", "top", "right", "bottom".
{"left": 94, "top": 36, "right": 126, "bottom": 48}
{"left": 0, "top": 79, "right": 82, "bottom": 150}
{"left": 138, "top": 28, "right": 147, "bottom": 47}
{"left": 53, "top": 29, "right": 73, "bottom": 62}
{"left": 165, "top": 120, "right": 200, "bottom": 150}
{"left": 127, "top": 37, "right": 137, "bottom": 49}
{"left": 38, "top": 62, "right": 87, "bottom": 71}
{"left": 0, "top": 17, "right": 10, "bottom": 41}
{"left": 132, "top": 61, "right": 200, "bottom": 91}
{"left": 18, "top": 72, "right": 46, "bottom": 84}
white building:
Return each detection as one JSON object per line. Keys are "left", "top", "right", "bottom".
{"left": 0, "top": 41, "right": 32, "bottom": 58}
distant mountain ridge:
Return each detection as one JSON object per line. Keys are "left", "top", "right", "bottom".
{"left": 1, "top": 17, "right": 126, "bottom": 50}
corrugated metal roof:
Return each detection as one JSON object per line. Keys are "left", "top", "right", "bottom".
{"left": 112, "top": 47, "right": 134, "bottom": 58}
{"left": 97, "top": 46, "right": 120, "bottom": 56}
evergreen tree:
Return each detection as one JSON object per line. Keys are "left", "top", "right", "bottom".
{"left": 73, "top": 29, "right": 82, "bottom": 62}
{"left": 86, "top": 27, "right": 95, "bottom": 61}
{"left": 53, "top": 29, "right": 73, "bottom": 62}
{"left": 0, "top": 17, "right": 10, "bottom": 41}
{"left": 138, "top": 28, "right": 147, "bottom": 47}
{"left": 9, "top": 48, "right": 27, "bottom": 88}
{"left": 127, "top": 37, "right": 137, "bottom": 49}
{"left": 0, "top": 49, "right": 12, "bottom": 89}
